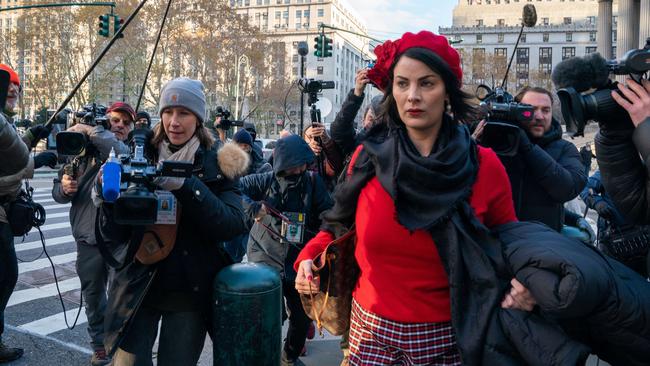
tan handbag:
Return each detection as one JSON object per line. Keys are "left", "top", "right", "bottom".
{"left": 135, "top": 206, "right": 181, "bottom": 265}
{"left": 300, "top": 229, "right": 356, "bottom": 336}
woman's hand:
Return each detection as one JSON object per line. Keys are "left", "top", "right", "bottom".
{"left": 471, "top": 119, "right": 487, "bottom": 140}
{"left": 354, "top": 68, "right": 370, "bottom": 97}
{"left": 295, "top": 260, "right": 320, "bottom": 295}
{"left": 501, "top": 278, "right": 537, "bottom": 311}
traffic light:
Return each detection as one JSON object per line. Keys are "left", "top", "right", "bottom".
{"left": 313, "top": 34, "right": 324, "bottom": 57}
{"left": 113, "top": 15, "right": 124, "bottom": 38}
{"left": 98, "top": 14, "right": 110, "bottom": 37}
{"left": 323, "top": 36, "right": 333, "bottom": 57}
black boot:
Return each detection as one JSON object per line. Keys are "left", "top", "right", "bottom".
{"left": 0, "top": 342, "right": 23, "bottom": 363}
{"left": 281, "top": 350, "right": 306, "bottom": 366}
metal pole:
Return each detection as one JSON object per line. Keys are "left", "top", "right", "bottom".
{"left": 299, "top": 55, "right": 305, "bottom": 136}
{"left": 235, "top": 56, "right": 241, "bottom": 121}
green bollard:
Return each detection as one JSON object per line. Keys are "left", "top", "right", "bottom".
{"left": 213, "top": 263, "right": 282, "bottom": 366}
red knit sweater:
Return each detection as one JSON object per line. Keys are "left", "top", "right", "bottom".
{"left": 295, "top": 146, "right": 516, "bottom": 323}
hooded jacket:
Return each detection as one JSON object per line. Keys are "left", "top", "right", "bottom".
{"left": 498, "top": 119, "right": 586, "bottom": 231}
{"left": 240, "top": 135, "right": 333, "bottom": 279}
{"left": 496, "top": 221, "right": 650, "bottom": 366}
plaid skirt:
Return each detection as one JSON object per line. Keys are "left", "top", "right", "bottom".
{"left": 348, "top": 299, "right": 462, "bottom": 366}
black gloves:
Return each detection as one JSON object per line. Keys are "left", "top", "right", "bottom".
{"left": 34, "top": 151, "right": 57, "bottom": 169}
{"left": 26, "top": 125, "right": 52, "bottom": 148}
{"left": 518, "top": 128, "right": 534, "bottom": 154}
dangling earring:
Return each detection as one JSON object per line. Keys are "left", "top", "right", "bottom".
{"left": 444, "top": 100, "right": 452, "bottom": 115}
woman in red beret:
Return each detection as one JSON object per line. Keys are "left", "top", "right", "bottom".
{"left": 294, "top": 31, "right": 537, "bottom": 365}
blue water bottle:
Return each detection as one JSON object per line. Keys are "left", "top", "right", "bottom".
{"left": 102, "top": 148, "right": 121, "bottom": 203}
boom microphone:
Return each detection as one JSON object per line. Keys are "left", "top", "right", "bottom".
{"left": 551, "top": 52, "right": 611, "bottom": 92}
{"left": 522, "top": 4, "right": 538, "bottom": 27}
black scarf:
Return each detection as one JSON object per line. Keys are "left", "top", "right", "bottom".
{"left": 363, "top": 117, "right": 478, "bottom": 231}
{"left": 320, "top": 118, "right": 530, "bottom": 365}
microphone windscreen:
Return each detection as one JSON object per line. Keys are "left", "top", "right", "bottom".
{"left": 522, "top": 4, "right": 537, "bottom": 27}
{"left": 585, "top": 52, "right": 611, "bottom": 88}
{"left": 552, "top": 56, "right": 596, "bottom": 92}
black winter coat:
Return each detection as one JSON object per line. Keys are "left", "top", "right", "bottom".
{"left": 595, "top": 118, "right": 650, "bottom": 224}
{"left": 99, "top": 145, "right": 247, "bottom": 355}
{"left": 330, "top": 89, "right": 366, "bottom": 158}
{"left": 498, "top": 120, "right": 586, "bottom": 231}
{"left": 496, "top": 221, "right": 650, "bottom": 366}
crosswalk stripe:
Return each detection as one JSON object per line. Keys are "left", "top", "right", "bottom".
{"left": 15, "top": 235, "right": 74, "bottom": 252}
{"left": 34, "top": 197, "right": 56, "bottom": 204}
{"left": 18, "top": 252, "right": 77, "bottom": 274}
{"left": 41, "top": 203, "right": 70, "bottom": 210}
{"left": 45, "top": 212, "right": 70, "bottom": 219}
{"left": 28, "top": 222, "right": 70, "bottom": 233}
{"left": 33, "top": 193, "right": 53, "bottom": 199}
{"left": 18, "top": 306, "right": 88, "bottom": 336}
{"left": 8, "top": 277, "right": 81, "bottom": 307}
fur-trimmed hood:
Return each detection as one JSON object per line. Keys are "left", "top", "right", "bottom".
{"left": 217, "top": 142, "right": 250, "bottom": 180}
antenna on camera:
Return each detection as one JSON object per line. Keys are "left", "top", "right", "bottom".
{"left": 501, "top": 4, "right": 537, "bottom": 90}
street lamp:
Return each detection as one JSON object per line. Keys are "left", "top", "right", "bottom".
{"left": 234, "top": 54, "right": 250, "bottom": 121}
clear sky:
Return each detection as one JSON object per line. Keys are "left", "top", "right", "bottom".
{"left": 348, "top": 0, "right": 458, "bottom": 41}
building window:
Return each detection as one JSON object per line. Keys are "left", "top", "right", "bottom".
{"left": 472, "top": 48, "right": 486, "bottom": 82}
{"left": 498, "top": 33, "right": 504, "bottom": 43}
{"left": 497, "top": 18, "right": 505, "bottom": 26}
{"left": 521, "top": 33, "right": 526, "bottom": 42}
{"left": 317, "top": 8, "right": 324, "bottom": 17}
{"left": 296, "top": 10, "right": 301, "bottom": 18}
{"left": 587, "top": 16, "right": 596, "bottom": 25}
{"left": 542, "top": 17, "right": 549, "bottom": 25}
{"left": 543, "top": 32, "right": 549, "bottom": 42}
{"left": 562, "top": 47, "right": 576, "bottom": 60}
{"left": 476, "top": 19, "right": 484, "bottom": 27}
{"left": 589, "top": 31, "right": 596, "bottom": 42}
{"left": 566, "top": 32, "right": 572, "bottom": 42}
{"left": 539, "top": 47, "right": 552, "bottom": 74}
{"left": 586, "top": 46, "right": 597, "bottom": 54}
{"left": 476, "top": 34, "right": 482, "bottom": 44}
{"left": 563, "top": 17, "right": 572, "bottom": 25}
{"left": 495, "top": 47, "right": 508, "bottom": 75}
{"left": 317, "top": 66, "right": 324, "bottom": 75}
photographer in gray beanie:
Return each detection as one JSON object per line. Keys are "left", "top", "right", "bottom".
{"left": 97, "top": 76, "right": 249, "bottom": 365}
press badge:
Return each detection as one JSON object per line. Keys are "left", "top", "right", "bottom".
{"left": 281, "top": 212, "right": 306, "bottom": 244}
{"left": 155, "top": 190, "right": 177, "bottom": 225}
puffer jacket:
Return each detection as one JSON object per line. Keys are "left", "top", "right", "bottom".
{"left": 0, "top": 113, "right": 34, "bottom": 223}
{"left": 496, "top": 221, "right": 650, "bottom": 366}
{"left": 595, "top": 118, "right": 650, "bottom": 224}
{"left": 98, "top": 143, "right": 248, "bottom": 355}
{"left": 498, "top": 120, "right": 586, "bottom": 231}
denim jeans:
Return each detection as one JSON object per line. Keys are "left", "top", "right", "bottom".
{"left": 0, "top": 222, "right": 17, "bottom": 343}
{"left": 111, "top": 306, "right": 207, "bottom": 366}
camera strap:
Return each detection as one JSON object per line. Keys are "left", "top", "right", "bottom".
{"left": 94, "top": 207, "right": 145, "bottom": 269}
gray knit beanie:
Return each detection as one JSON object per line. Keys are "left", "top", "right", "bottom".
{"left": 159, "top": 77, "right": 206, "bottom": 123}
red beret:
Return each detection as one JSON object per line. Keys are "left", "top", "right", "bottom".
{"left": 107, "top": 102, "right": 136, "bottom": 121}
{"left": 0, "top": 64, "right": 20, "bottom": 87}
{"left": 368, "top": 31, "right": 462, "bottom": 91}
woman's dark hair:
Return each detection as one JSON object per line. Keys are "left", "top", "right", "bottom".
{"left": 377, "top": 47, "right": 477, "bottom": 127}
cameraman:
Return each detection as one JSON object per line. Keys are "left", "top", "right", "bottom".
{"left": 97, "top": 78, "right": 247, "bottom": 365}
{"left": 0, "top": 65, "right": 57, "bottom": 363}
{"left": 596, "top": 78, "right": 650, "bottom": 224}
{"left": 51, "top": 102, "right": 133, "bottom": 365}
{"left": 498, "top": 86, "right": 587, "bottom": 232}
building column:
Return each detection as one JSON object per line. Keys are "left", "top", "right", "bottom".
{"left": 640, "top": 0, "right": 650, "bottom": 48}
{"left": 617, "top": 0, "right": 639, "bottom": 58}
{"left": 597, "top": 0, "right": 613, "bottom": 59}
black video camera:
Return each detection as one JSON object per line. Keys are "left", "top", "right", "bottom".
{"left": 475, "top": 85, "right": 534, "bottom": 156}
{"left": 213, "top": 106, "right": 244, "bottom": 130}
{"left": 554, "top": 38, "right": 650, "bottom": 137}
{"left": 56, "top": 103, "right": 108, "bottom": 156}
{"left": 299, "top": 78, "right": 335, "bottom": 105}
{"left": 104, "top": 128, "right": 193, "bottom": 225}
